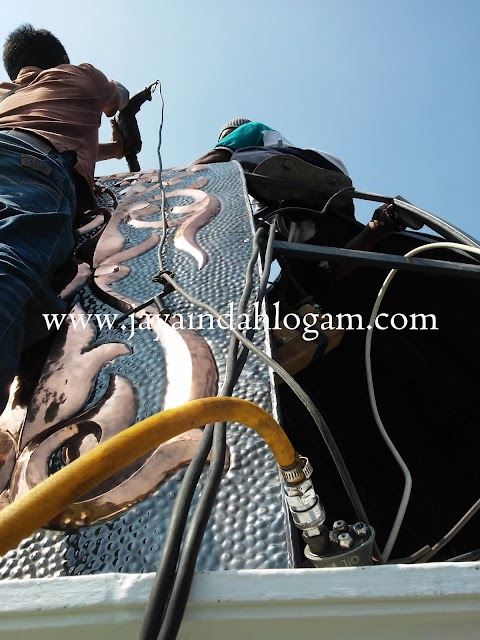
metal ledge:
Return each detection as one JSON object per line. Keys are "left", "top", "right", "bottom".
{"left": 0, "top": 565, "right": 479, "bottom": 639}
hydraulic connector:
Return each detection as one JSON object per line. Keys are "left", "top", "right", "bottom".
{"left": 278, "top": 455, "right": 375, "bottom": 567}
{"left": 279, "top": 456, "right": 327, "bottom": 553}
{"left": 304, "top": 520, "right": 376, "bottom": 568}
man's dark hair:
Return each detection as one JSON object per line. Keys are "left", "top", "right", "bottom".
{"left": 3, "top": 24, "right": 69, "bottom": 80}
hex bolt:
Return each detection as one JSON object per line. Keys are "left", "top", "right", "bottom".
{"left": 333, "top": 519, "right": 347, "bottom": 534}
{"left": 337, "top": 532, "right": 354, "bottom": 549}
{"left": 352, "top": 522, "right": 369, "bottom": 538}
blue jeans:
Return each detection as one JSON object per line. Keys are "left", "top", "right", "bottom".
{"left": 0, "top": 132, "right": 76, "bottom": 414}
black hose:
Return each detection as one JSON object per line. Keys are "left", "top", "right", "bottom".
{"left": 137, "top": 423, "right": 214, "bottom": 640}
{"left": 233, "top": 219, "right": 276, "bottom": 382}
{"left": 139, "top": 229, "right": 267, "bottom": 640}
{"left": 157, "top": 424, "right": 227, "bottom": 640}
{"left": 152, "top": 237, "right": 270, "bottom": 638}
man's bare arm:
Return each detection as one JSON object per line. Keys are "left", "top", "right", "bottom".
{"left": 190, "top": 148, "right": 232, "bottom": 165}
{"left": 334, "top": 204, "right": 403, "bottom": 279}
{"left": 97, "top": 119, "right": 124, "bottom": 161}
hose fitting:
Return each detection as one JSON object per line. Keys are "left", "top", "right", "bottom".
{"left": 279, "top": 456, "right": 326, "bottom": 538}
{"left": 279, "top": 456, "right": 375, "bottom": 566}
{"left": 304, "top": 521, "right": 376, "bottom": 568}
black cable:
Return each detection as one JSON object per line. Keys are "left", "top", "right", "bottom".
{"left": 227, "top": 226, "right": 268, "bottom": 366}
{"left": 387, "top": 545, "right": 431, "bottom": 564}
{"left": 142, "top": 99, "right": 268, "bottom": 638}
{"left": 156, "top": 82, "right": 165, "bottom": 181}
{"left": 153, "top": 229, "right": 271, "bottom": 639}
{"left": 447, "top": 549, "right": 480, "bottom": 562}
{"left": 233, "top": 219, "right": 277, "bottom": 382}
{"left": 154, "top": 224, "right": 273, "bottom": 638}
{"left": 139, "top": 229, "right": 267, "bottom": 640}
{"left": 318, "top": 186, "right": 354, "bottom": 215}
{"left": 413, "top": 496, "right": 480, "bottom": 563}
{"left": 137, "top": 423, "right": 214, "bottom": 640}
{"left": 157, "top": 424, "right": 226, "bottom": 640}
{"left": 260, "top": 186, "right": 354, "bottom": 223}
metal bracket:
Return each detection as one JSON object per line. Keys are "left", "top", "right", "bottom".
{"left": 112, "top": 271, "right": 175, "bottom": 327}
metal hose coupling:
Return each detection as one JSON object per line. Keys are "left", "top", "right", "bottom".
{"left": 279, "top": 456, "right": 327, "bottom": 542}
{"left": 279, "top": 456, "right": 375, "bottom": 566}
{"left": 304, "top": 520, "right": 376, "bottom": 568}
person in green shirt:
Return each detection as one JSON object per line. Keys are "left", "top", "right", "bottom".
{"left": 192, "top": 117, "right": 349, "bottom": 176}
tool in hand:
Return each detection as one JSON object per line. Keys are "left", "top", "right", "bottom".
{"left": 115, "top": 80, "right": 159, "bottom": 172}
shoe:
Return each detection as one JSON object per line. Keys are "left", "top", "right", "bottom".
{"left": 251, "top": 154, "right": 352, "bottom": 207}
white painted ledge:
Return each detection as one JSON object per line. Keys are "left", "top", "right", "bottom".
{"left": 0, "top": 564, "right": 479, "bottom": 639}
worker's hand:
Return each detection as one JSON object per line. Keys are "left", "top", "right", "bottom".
{"left": 110, "top": 119, "right": 125, "bottom": 159}
{"left": 369, "top": 203, "right": 405, "bottom": 232}
{"left": 97, "top": 120, "right": 125, "bottom": 162}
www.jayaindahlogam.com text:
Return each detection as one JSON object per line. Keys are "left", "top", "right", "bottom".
{"left": 43, "top": 302, "right": 439, "bottom": 342}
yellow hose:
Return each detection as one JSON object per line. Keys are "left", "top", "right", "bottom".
{"left": 0, "top": 396, "right": 296, "bottom": 556}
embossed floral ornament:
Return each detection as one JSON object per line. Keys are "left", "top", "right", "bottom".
{"left": 0, "top": 167, "right": 223, "bottom": 528}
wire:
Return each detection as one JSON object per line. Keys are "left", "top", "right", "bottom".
{"left": 387, "top": 545, "right": 432, "bottom": 564}
{"left": 142, "top": 83, "right": 226, "bottom": 640}
{"left": 140, "top": 82, "right": 202, "bottom": 639}
{"left": 157, "top": 415, "right": 227, "bottom": 640}
{"left": 233, "top": 220, "right": 276, "bottom": 382}
{"left": 153, "top": 228, "right": 271, "bottom": 638}
{"left": 155, "top": 82, "right": 167, "bottom": 270}
{"left": 156, "top": 82, "right": 165, "bottom": 179}
{"left": 159, "top": 270, "right": 377, "bottom": 537}
{"left": 318, "top": 186, "right": 354, "bottom": 215}
{"left": 365, "top": 282, "right": 412, "bottom": 562}
{"left": 150, "top": 228, "right": 268, "bottom": 638}
{"left": 415, "top": 496, "right": 480, "bottom": 563}
{"left": 261, "top": 186, "right": 354, "bottom": 224}
{"left": 365, "top": 241, "right": 480, "bottom": 561}
{"left": 137, "top": 424, "right": 214, "bottom": 640}
{"left": 448, "top": 549, "right": 480, "bottom": 562}
{"left": 139, "top": 227, "right": 268, "bottom": 639}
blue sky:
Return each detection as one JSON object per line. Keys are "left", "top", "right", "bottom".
{"left": 2, "top": 0, "right": 479, "bottom": 235}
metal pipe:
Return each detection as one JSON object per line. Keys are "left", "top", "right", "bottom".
{"left": 273, "top": 241, "right": 480, "bottom": 279}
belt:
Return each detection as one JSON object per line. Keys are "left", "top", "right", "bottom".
{"left": 1, "top": 128, "right": 54, "bottom": 155}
